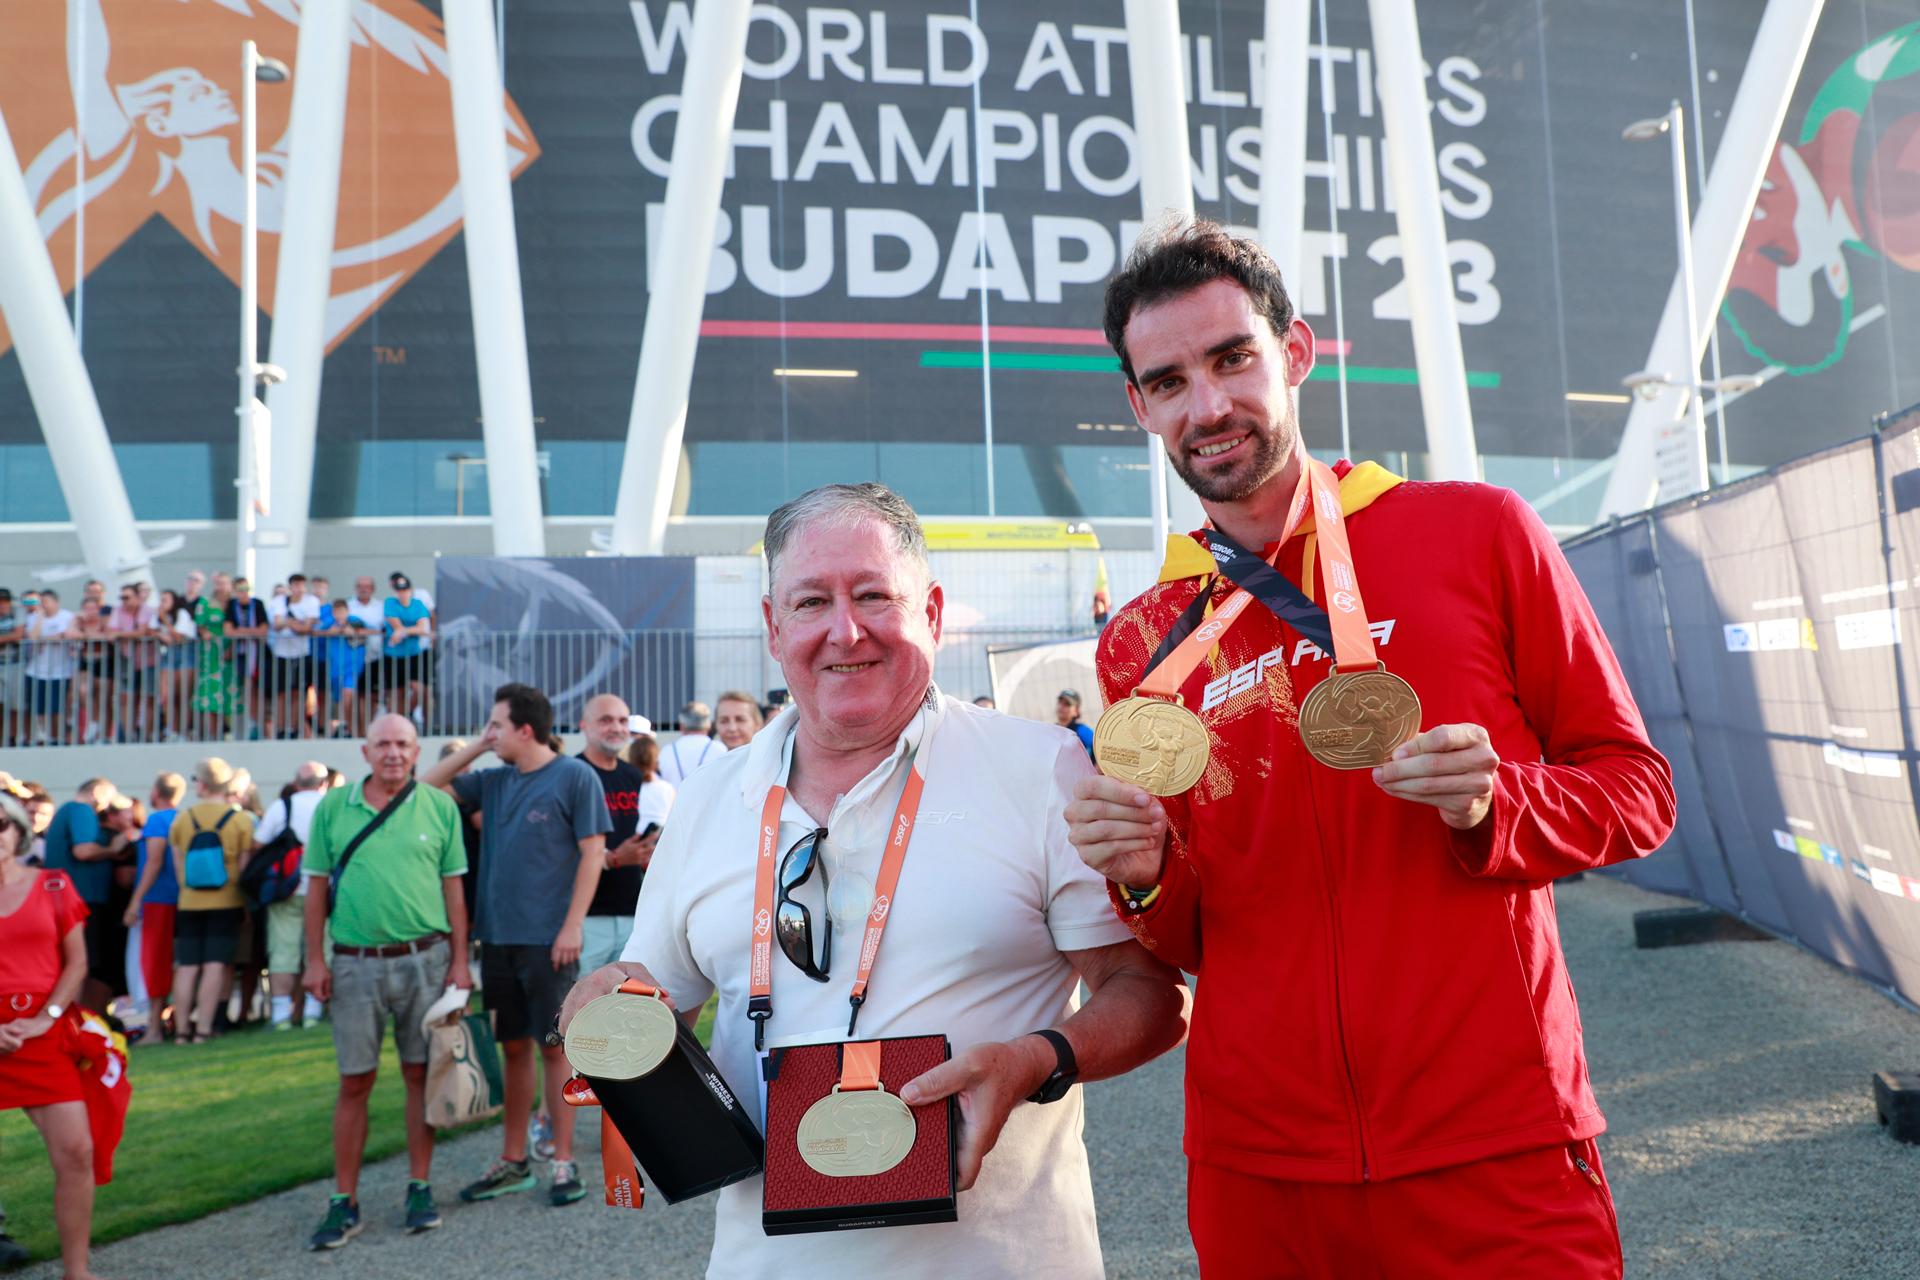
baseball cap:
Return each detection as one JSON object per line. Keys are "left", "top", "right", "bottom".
{"left": 1057, "top": 689, "right": 1082, "bottom": 705}
{"left": 390, "top": 572, "right": 413, "bottom": 590}
{"left": 0, "top": 588, "right": 11, "bottom": 601}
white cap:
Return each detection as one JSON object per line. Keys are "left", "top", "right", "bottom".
{"left": 627, "top": 714, "right": 655, "bottom": 736}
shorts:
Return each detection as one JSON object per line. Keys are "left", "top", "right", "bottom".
{"left": 174, "top": 907, "right": 245, "bottom": 967}
{"left": 82, "top": 908, "right": 122, "bottom": 992}
{"left": 115, "top": 662, "right": 154, "bottom": 693}
{"left": 481, "top": 943, "right": 577, "bottom": 1043}
{"left": 265, "top": 896, "right": 307, "bottom": 974}
{"left": 139, "top": 902, "right": 177, "bottom": 1003}
{"left": 0, "top": 1001, "right": 84, "bottom": 1110}
{"left": 0, "top": 663, "right": 24, "bottom": 707}
{"left": 271, "top": 654, "right": 312, "bottom": 694}
{"left": 25, "top": 676, "right": 67, "bottom": 715}
{"left": 330, "top": 937, "right": 451, "bottom": 1075}
{"left": 579, "top": 914, "right": 634, "bottom": 975}
{"left": 161, "top": 643, "right": 196, "bottom": 671}
{"left": 1188, "top": 1139, "right": 1623, "bottom": 1279}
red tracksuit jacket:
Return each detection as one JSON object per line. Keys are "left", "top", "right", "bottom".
{"left": 1097, "top": 471, "right": 1676, "bottom": 1184}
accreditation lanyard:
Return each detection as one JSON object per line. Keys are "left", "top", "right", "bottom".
{"left": 747, "top": 753, "right": 928, "bottom": 1049}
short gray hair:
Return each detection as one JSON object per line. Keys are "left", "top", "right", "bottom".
{"left": 763, "top": 483, "right": 929, "bottom": 589}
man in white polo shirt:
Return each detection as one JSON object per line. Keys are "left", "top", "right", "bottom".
{"left": 562, "top": 483, "right": 1190, "bottom": 1279}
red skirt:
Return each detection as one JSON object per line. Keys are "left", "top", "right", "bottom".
{"left": 0, "top": 995, "right": 85, "bottom": 1110}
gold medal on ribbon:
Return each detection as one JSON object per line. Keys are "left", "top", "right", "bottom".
{"left": 1094, "top": 695, "right": 1211, "bottom": 796}
{"left": 796, "top": 1085, "right": 918, "bottom": 1178}
{"left": 564, "top": 986, "right": 678, "bottom": 1081}
{"left": 1298, "top": 665, "right": 1422, "bottom": 770}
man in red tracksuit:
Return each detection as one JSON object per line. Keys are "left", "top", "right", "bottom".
{"left": 1067, "top": 221, "right": 1676, "bottom": 1277}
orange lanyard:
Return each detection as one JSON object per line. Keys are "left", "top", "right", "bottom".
{"left": 1300, "top": 456, "right": 1381, "bottom": 673}
{"left": 748, "top": 756, "right": 927, "bottom": 1047}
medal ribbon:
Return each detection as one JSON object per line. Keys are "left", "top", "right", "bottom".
{"left": 749, "top": 761, "right": 928, "bottom": 1048}
{"left": 1301, "top": 456, "right": 1382, "bottom": 673}
{"left": 1137, "top": 464, "right": 1314, "bottom": 699}
{"left": 1144, "top": 455, "right": 1380, "bottom": 686}
{"left": 838, "top": 1040, "right": 884, "bottom": 1093}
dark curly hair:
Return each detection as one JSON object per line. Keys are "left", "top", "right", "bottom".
{"left": 1102, "top": 219, "right": 1296, "bottom": 387}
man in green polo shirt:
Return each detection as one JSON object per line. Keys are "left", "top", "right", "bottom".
{"left": 300, "top": 712, "right": 470, "bottom": 1252}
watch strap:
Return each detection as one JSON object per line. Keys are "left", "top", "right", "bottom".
{"left": 1026, "top": 1027, "right": 1078, "bottom": 1103}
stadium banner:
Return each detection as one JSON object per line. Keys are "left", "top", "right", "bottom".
{"left": 1564, "top": 417, "right": 1920, "bottom": 1006}
{"left": 2, "top": 2, "right": 1918, "bottom": 525}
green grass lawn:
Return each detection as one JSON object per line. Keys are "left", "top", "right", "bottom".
{"left": 0, "top": 1000, "right": 717, "bottom": 1263}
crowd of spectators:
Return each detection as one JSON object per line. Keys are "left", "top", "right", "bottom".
{"left": 0, "top": 570, "right": 437, "bottom": 749}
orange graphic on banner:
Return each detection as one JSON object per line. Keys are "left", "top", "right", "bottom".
{"left": 0, "top": 0, "right": 539, "bottom": 358}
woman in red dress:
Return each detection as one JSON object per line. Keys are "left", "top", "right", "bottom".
{"left": 0, "top": 792, "right": 104, "bottom": 1280}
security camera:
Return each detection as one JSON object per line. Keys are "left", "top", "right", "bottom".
{"left": 1621, "top": 371, "right": 1672, "bottom": 401}
{"left": 254, "top": 362, "right": 288, "bottom": 387}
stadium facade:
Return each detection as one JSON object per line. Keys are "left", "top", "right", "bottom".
{"left": 2, "top": 0, "right": 1918, "bottom": 590}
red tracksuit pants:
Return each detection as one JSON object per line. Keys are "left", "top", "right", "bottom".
{"left": 1189, "top": 1137, "right": 1624, "bottom": 1278}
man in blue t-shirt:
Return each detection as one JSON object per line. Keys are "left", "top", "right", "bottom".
{"left": 425, "top": 682, "right": 608, "bottom": 1209}
{"left": 43, "top": 777, "right": 120, "bottom": 1010}
{"left": 1056, "top": 689, "right": 1096, "bottom": 761}
{"left": 382, "top": 575, "right": 433, "bottom": 725}
{"left": 126, "top": 771, "right": 187, "bottom": 1033}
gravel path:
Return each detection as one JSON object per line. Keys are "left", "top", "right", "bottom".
{"left": 20, "top": 875, "right": 1920, "bottom": 1278}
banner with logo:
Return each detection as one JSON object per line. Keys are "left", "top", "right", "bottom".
{"left": 1, "top": 1, "right": 1918, "bottom": 524}
{"left": 1565, "top": 418, "right": 1920, "bottom": 1004}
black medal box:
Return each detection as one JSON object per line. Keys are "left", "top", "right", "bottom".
{"left": 586, "top": 1018, "right": 764, "bottom": 1202}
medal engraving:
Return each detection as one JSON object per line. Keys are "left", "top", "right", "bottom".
{"left": 1094, "top": 696, "right": 1210, "bottom": 796}
{"left": 1298, "top": 667, "right": 1421, "bottom": 769}
{"left": 564, "top": 989, "right": 678, "bottom": 1081}
{"left": 796, "top": 1087, "right": 917, "bottom": 1178}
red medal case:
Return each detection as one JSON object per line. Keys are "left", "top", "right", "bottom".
{"left": 761, "top": 1034, "right": 958, "bottom": 1234}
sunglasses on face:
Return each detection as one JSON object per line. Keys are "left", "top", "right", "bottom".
{"left": 775, "top": 827, "right": 832, "bottom": 982}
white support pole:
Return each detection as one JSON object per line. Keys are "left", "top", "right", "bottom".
{"left": 1258, "top": 0, "right": 1313, "bottom": 293}
{"left": 1124, "top": 0, "right": 1207, "bottom": 546}
{"left": 1368, "top": 0, "right": 1479, "bottom": 481}
{"left": 444, "top": 0, "right": 546, "bottom": 556}
{"left": 238, "top": 40, "right": 262, "bottom": 586}
{"left": 1599, "top": 0, "right": 1825, "bottom": 518}
{"left": 0, "top": 108, "right": 150, "bottom": 587}
{"left": 608, "top": 0, "right": 752, "bottom": 556}
{"left": 257, "top": 2, "right": 352, "bottom": 588}
{"left": 1667, "top": 102, "right": 1710, "bottom": 496}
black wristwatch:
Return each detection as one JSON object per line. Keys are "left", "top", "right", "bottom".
{"left": 1025, "top": 1028, "right": 1079, "bottom": 1104}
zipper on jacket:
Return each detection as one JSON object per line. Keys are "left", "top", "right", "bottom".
{"left": 1572, "top": 1153, "right": 1602, "bottom": 1188}
{"left": 1304, "top": 777, "right": 1370, "bottom": 1180}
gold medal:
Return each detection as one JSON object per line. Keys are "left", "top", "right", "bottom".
{"left": 1298, "top": 665, "right": 1422, "bottom": 769}
{"left": 795, "top": 1085, "right": 917, "bottom": 1178}
{"left": 1094, "top": 695, "right": 1211, "bottom": 796}
{"left": 563, "top": 988, "right": 678, "bottom": 1081}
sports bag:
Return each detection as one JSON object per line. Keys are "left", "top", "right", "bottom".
{"left": 241, "top": 798, "right": 304, "bottom": 908}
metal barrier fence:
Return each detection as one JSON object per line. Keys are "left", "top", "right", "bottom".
{"left": 0, "top": 625, "right": 1091, "bottom": 748}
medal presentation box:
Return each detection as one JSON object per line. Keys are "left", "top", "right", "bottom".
{"left": 762, "top": 1034, "right": 958, "bottom": 1234}
{"left": 578, "top": 1016, "right": 766, "bottom": 1203}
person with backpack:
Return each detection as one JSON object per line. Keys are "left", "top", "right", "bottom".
{"left": 167, "top": 758, "right": 255, "bottom": 1044}
{"left": 300, "top": 712, "right": 470, "bottom": 1251}
{"left": 248, "top": 763, "right": 331, "bottom": 1031}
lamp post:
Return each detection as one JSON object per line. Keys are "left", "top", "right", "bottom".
{"left": 237, "top": 40, "right": 290, "bottom": 583}
{"left": 1623, "top": 102, "right": 1717, "bottom": 490}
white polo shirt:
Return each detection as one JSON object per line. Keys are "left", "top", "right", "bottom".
{"left": 626, "top": 692, "right": 1131, "bottom": 1280}
{"left": 657, "top": 732, "right": 728, "bottom": 786}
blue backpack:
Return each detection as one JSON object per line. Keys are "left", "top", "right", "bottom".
{"left": 183, "top": 809, "right": 237, "bottom": 891}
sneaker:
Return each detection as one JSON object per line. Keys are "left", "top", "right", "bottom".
{"left": 458, "top": 1158, "right": 535, "bottom": 1202}
{"left": 404, "top": 1181, "right": 442, "bottom": 1233}
{"left": 0, "top": 1231, "right": 29, "bottom": 1268}
{"left": 529, "top": 1113, "right": 555, "bottom": 1163}
{"left": 549, "top": 1160, "right": 587, "bottom": 1206}
{"left": 307, "top": 1195, "right": 362, "bottom": 1251}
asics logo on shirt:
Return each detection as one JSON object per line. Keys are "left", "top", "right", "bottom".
{"left": 1199, "top": 619, "right": 1398, "bottom": 713}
